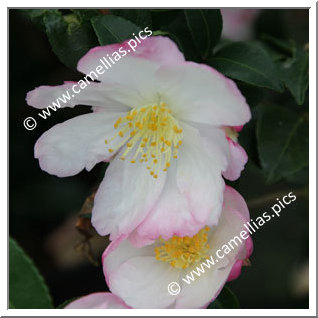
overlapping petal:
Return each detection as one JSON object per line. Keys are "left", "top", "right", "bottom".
{"left": 35, "top": 111, "right": 125, "bottom": 177}
{"left": 156, "top": 62, "right": 251, "bottom": 127}
{"left": 91, "top": 148, "right": 166, "bottom": 240}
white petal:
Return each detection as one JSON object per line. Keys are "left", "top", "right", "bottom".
{"left": 65, "top": 292, "right": 129, "bottom": 309}
{"left": 91, "top": 150, "right": 166, "bottom": 239}
{"left": 103, "top": 239, "right": 154, "bottom": 286}
{"left": 78, "top": 49, "right": 159, "bottom": 103}
{"left": 35, "top": 111, "right": 125, "bottom": 177}
{"left": 156, "top": 63, "right": 251, "bottom": 126}
{"left": 176, "top": 265, "right": 233, "bottom": 308}
{"left": 26, "top": 82, "right": 132, "bottom": 111}
{"left": 107, "top": 256, "right": 178, "bottom": 308}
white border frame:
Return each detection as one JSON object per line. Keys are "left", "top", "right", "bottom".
{"left": 3, "top": 1, "right": 316, "bottom": 316}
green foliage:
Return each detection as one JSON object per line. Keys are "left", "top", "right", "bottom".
{"left": 261, "top": 35, "right": 309, "bottom": 105}
{"left": 207, "top": 287, "right": 240, "bottom": 309}
{"left": 110, "top": 9, "right": 152, "bottom": 28}
{"left": 20, "top": 9, "right": 59, "bottom": 31}
{"left": 208, "top": 42, "right": 284, "bottom": 91}
{"left": 43, "top": 11, "right": 99, "bottom": 69}
{"left": 278, "top": 45, "right": 309, "bottom": 105}
{"left": 256, "top": 104, "right": 308, "bottom": 183}
{"left": 71, "top": 9, "right": 102, "bottom": 22}
{"left": 184, "top": 9, "right": 222, "bottom": 59}
{"left": 9, "top": 237, "right": 53, "bottom": 309}
{"left": 91, "top": 15, "right": 141, "bottom": 46}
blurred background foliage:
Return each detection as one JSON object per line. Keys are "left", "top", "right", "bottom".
{"left": 9, "top": 8, "right": 309, "bottom": 308}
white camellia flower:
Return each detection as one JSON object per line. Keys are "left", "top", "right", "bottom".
{"left": 27, "top": 36, "right": 250, "bottom": 245}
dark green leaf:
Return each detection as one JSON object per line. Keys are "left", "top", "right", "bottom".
{"left": 257, "top": 104, "right": 308, "bottom": 183}
{"left": 184, "top": 9, "right": 222, "bottom": 59}
{"left": 110, "top": 9, "right": 152, "bottom": 28}
{"left": 20, "top": 9, "right": 59, "bottom": 31}
{"left": 207, "top": 287, "right": 240, "bottom": 309}
{"left": 150, "top": 9, "right": 181, "bottom": 30}
{"left": 9, "top": 237, "right": 53, "bottom": 309}
{"left": 208, "top": 42, "right": 284, "bottom": 92}
{"left": 91, "top": 15, "right": 141, "bottom": 45}
{"left": 71, "top": 9, "right": 101, "bottom": 22}
{"left": 284, "top": 166, "right": 309, "bottom": 187}
{"left": 278, "top": 46, "right": 309, "bottom": 105}
{"left": 260, "top": 34, "right": 294, "bottom": 58}
{"left": 157, "top": 11, "right": 200, "bottom": 62}
{"left": 43, "top": 11, "right": 99, "bottom": 69}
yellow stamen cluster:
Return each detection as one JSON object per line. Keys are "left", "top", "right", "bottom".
{"left": 154, "top": 227, "right": 210, "bottom": 269}
{"left": 105, "top": 103, "right": 183, "bottom": 178}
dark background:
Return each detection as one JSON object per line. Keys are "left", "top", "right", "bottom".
{"left": 9, "top": 9, "right": 309, "bottom": 309}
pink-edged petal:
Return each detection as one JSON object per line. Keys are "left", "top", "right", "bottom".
{"left": 222, "top": 138, "right": 248, "bottom": 181}
{"left": 132, "top": 124, "right": 225, "bottom": 242}
{"left": 190, "top": 122, "right": 230, "bottom": 170}
{"left": 222, "top": 186, "right": 253, "bottom": 276}
{"left": 26, "top": 82, "right": 132, "bottom": 112}
{"left": 156, "top": 62, "right": 251, "bottom": 126}
{"left": 130, "top": 35, "right": 185, "bottom": 65}
{"left": 107, "top": 256, "right": 178, "bottom": 308}
{"left": 223, "top": 185, "right": 250, "bottom": 224}
{"left": 227, "top": 260, "right": 243, "bottom": 282}
{"left": 35, "top": 111, "right": 125, "bottom": 177}
{"left": 91, "top": 149, "right": 166, "bottom": 240}
{"left": 77, "top": 49, "right": 158, "bottom": 96}
{"left": 65, "top": 292, "right": 130, "bottom": 309}
{"left": 208, "top": 208, "right": 247, "bottom": 264}
{"left": 79, "top": 36, "right": 184, "bottom": 72}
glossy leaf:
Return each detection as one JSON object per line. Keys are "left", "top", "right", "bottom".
{"left": 257, "top": 104, "right": 309, "bottom": 183}
{"left": 9, "top": 237, "right": 53, "bottom": 309}
{"left": 279, "top": 46, "right": 309, "bottom": 105}
{"left": 91, "top": 15, "right": 141, "bottom": 46}
{"left": 208, "top": 42, "right": 284, "bottom": 92}
{"left": 184, "top": 9, "right": 222, "bottom": 59}
{"left": 156, "top": 11, "right": 200, "bottom": 62}
{"left": 43, "top": 11, "right": 99, "bottom": 69}
{"left": 110, "top": 9, "right": 152, "bottom": 28}
{"left": 71, "top": 9, "right": 101, "bottom": 22}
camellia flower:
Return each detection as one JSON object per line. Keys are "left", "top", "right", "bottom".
{"left": 27, "top": 36, "right": 250, "bottom": 244}
{"left": 102, "top": 186, "right": 253, "bottom": 309}
{"left": 65, "top": 292, "right": 130, "bottom": 309}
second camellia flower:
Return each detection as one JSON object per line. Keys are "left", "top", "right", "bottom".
{"left": 65, "top": 186, "right": 253, "bottom": 309}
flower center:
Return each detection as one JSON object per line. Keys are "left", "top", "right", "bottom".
{"left": 155, "top": 227, "right": 210, "bottom": 269}
{"left": 105, "top": 103, "right": 183, "bottom": 178}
